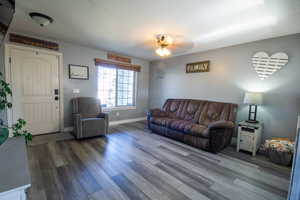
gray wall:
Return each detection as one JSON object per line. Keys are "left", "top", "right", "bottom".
{"left": 61, "top": 41, "right": 150, "bottom": 127}
{"left": 0, "top": 33, "right": 150, "bottom": 128}
{"left": 149, "top": 33, "right": 300, "bottom": 141}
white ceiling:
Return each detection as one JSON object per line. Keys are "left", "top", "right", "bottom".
{"left": 11, "top": 0, "right": 300, "bottom": 61}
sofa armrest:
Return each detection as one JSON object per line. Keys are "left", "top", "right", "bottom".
{"left": 207, "top": 120, "right": 235, "bottom": 153}
{"left": 147, "top": 108, "right": 169, "bottom": 118}
{"left": 73, "top": 113, "right": 82, "bottom": 122}
{"left": 208, "top": 120, "right": 234, "bottom": 130}
{"left": 98, "top": 112, "right": 109, "bottom": 120}
{"left": 147, "top": 109, "right": 168, "bottom": 130}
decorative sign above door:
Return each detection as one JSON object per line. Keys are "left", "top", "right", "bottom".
{"left": 107, "top": 53, "right": 131, "bottom": 63}
{"left": 186, "top": 60, "right": 210, "bottom": 73}
{"left": 10, "top": 33, "right": 59, "bottom": 51}
{"left": 252, "top": 52, "right": 288, "bottom": 80}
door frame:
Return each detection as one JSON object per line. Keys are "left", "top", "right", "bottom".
{"left": 4, "top": 44, "right": 64, "bottom": 134}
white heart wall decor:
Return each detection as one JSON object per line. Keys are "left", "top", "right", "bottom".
{"left": 252, "top": 52, "right": 288, "bottom": 80}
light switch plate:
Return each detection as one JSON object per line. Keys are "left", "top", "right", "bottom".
{"left": 73, "top": 89, "right": 80, "bottom": 94}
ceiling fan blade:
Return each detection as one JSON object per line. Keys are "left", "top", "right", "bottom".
{"left": 136, "top": 33, "right": 195, "bottom": 56}
{"left": 169, "top": 40, "right": 195, "bottom": 54}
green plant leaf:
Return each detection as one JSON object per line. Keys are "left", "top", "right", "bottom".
{"left": 0, "top": 72, "right": 32, "bottom": 145}
{"left": 0, "top": 128, "right": 9, "bottom": 146}
{"left": 7, "top": 102, "right": 12, "bottom": 108}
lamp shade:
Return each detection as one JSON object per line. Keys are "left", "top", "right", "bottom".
{"left": 244, "top": 92, "right": 263, "bottom": 105}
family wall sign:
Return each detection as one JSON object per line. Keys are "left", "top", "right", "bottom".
{"left": 186, "top": 60, "right": 210, "bottom": 73}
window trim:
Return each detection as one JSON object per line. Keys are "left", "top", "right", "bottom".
{"left": 97, "top": 66, "right": 138, "bottom": 111}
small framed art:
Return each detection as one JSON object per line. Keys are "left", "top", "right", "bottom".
{"left": 69, "top": 64, "right": 89, "bottom": 80}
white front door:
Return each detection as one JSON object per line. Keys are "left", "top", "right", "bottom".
{"left": 10, "top": 47, "right": 60, "bottom": 135}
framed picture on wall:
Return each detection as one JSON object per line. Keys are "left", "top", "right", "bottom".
{"left": 69, "top": 64, "right": 89, "bottom": 80}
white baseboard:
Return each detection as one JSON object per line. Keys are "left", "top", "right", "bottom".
{"left": 63, "top": 126, "right": 74, "bottom": 132}
{"left": 63, "top": 117, "right": 147, "bottom": 132}
{"left": 109, "top": 117, "right": 147, "bottom": 126}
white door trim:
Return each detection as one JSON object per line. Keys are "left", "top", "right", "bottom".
{"left": 4, "top": 44, "right": 64, "bottom": 134}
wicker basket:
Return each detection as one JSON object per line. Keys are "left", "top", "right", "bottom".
{"left": 267, "top": 148, "right": 293, "bottom": 166}
{"left": 260, "top": 138, "right": 294, "bottom": 166}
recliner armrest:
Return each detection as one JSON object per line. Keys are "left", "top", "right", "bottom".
{"left": 148, "top": 108, "right": 169, "bottom": 118}
{"left": 73, "top": 113, "right": 82, "bottom": 120}
{"left": 208, "top": 120, "right": 235, "bottom": 130}
{"left": 98, "top": 112, "right": 109, "bottom": 119}
{"left": 72, "top": 113, "right": 82, "bottom": 138}
{"left": 98, "top": 112, "right": 109, "bottom": 134}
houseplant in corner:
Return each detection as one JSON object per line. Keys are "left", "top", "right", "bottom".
{"left": 0, "top": 72, "right": 32, "bottom": 146}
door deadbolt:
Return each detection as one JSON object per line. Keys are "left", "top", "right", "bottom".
{"left": 54, "top": 89, "right": 59, "bottom": 95}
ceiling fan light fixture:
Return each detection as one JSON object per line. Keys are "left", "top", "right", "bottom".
{"left": 29, "top": 12, "right": 54, "bottom": 27}
{"left": 157, "top": 34, "right": 173, "bottom": 46}
{"left": 156, "top": 47, "right": 171, "bottom": 57}
{"left": 164, "top": 35, "right": 173, "bottom": 45}
{"left": 155, "top": 34, "right": 172, "bottom": 57}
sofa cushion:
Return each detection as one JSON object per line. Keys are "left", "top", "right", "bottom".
{"left": 198, "top": 102, "right": 229, "bottom": 126}
{"left": 168, "top": 120, "right": 193, "bottom": 133}
{"left": 163, "top": 99, "right": 182, "bottom": 119}
{"left": 198, "top": 101, "right": 237, "bottom": 126}
{"left": 163, "top": 99, "right": 189, "bottom": 119}
{"left": 182, "top": 100, "right": 206, "bottom": 122}
{"left": 150, "top": 117, "right": 174, "bottom": 126}
{"left": 168, "top": 120, "right": 209, "bottom": 138}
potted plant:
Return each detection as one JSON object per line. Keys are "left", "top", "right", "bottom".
{"left": 0, "top": 72, "right": 32, "bottom": 146}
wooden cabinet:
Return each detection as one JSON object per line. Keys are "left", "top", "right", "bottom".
{"left": 0, "top": 190, "right": 27, "bottom": 200}
{"left": 0, "top": 137, "right": 31, "bottom": 200}
{"left": 237, "top": 121, "right": 263, "bottom": 156}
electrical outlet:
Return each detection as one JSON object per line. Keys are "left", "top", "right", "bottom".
{"left": 116, "top": 112, "right": 120, "bottom": 116}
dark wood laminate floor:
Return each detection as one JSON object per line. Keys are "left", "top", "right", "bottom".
{"left": 27, "top": 121, "right": 291, "bottom": 200}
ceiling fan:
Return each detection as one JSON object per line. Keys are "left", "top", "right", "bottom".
{"left": 138, "top": 33, "right": 194, "bottom": 58}
{"left": 155, "top": 34, "right": 173, "bottom": 57}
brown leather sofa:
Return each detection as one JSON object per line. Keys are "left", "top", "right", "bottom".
{"left": 147, "top": 99, "right": 238, "bottom": 153}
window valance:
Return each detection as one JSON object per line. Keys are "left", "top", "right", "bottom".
{"left": 94, "top": 58, "right": 141, "bottom": 72}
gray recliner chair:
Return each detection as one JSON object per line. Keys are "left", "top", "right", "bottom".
{"left": 72, "top": 97, "right": 109, "bottom": 139}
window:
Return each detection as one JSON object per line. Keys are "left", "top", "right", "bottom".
{"left": 98, "top": 66, "right": 136, "bottom": 109}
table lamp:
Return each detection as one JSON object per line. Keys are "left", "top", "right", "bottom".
{"left": 244, "top": 92, "right": 263, "bottom": 123}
